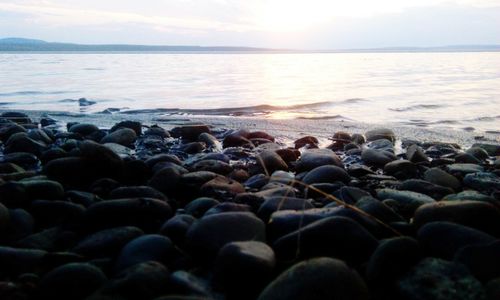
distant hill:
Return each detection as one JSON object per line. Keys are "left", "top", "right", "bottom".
{"left": 1, "top": 37, "right": 499, "bottom": 52}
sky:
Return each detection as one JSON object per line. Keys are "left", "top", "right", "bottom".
{"left": 1, "top": 0, "right": 500, "bottom": 49}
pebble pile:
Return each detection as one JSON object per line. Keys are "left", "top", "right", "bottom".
{"left": 0, "top": 111, "right": 499, "bottom": 300}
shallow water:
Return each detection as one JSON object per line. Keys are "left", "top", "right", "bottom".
{"left": 1, "top": 51, "right": 499, "bottom": 132}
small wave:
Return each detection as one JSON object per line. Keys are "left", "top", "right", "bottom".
{"left": 296, "top": 115, "right": 349, "bottom": 120}
{"left": 471, "top": 115, "right": 500, "bottom": 122}
{"left": 0, "top": 90, "right": 76, "bottom": 97}
{"left": 0, "top": 102, "right": 10, "bottom": 106}
{"left": 389, "top": 104, "right": 444, "bottom": 112}
{"left": 83, "top": 68, "right": 105, "bottom": 71}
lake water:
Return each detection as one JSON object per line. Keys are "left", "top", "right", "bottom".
{"left": 1, "top": 52, "right": 499, "bottom": 132}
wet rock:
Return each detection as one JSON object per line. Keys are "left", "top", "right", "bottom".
{"left": 186, "top": 212, "right": 266, "bottom": 262}
{"left": 355, "top": 196, "right": 405, "bottom": 223}
{"left": 256, "top": 150, "right": 288, "bottom": 174}
{"left": 2, "top": 209, "right": 34, "bottom": 242}
{"left": 114, "top": 234, "right": 175, "bottom": 272}
{"left": 257, "top": 257, "right": 369, "bottom": 300}
{"left": 200, "top": 176, "right": 245, "bottom": 199}
{"left": 443, "top": 190, "right": 495, "bottom": 202}
{"left": 179, "top": 142, "right": 205, "bottom": 154}
{"left": 198, "top": 132, "right": 221, "bottom": 149}
{"left": 111, "top": 120, "right": 142, "bottom": 136}
{"left": 4, "top": 132, "right": 47, "bottom": 155}
{"left": 384, "top": 160, "right": 418, "bottom": 179}
{"left": 417, "top": 221, "right": 496, "bottom": 259}
{"left": 29, "top": 200, "right": 85, "bottom": 228}
{"left": 72, "top": 226, "right": 144, "bottom": 258}
{"left": 463, "top": 172, "right": 500, "bottom": 191}
{"left": 295, "top": 149, "right": 343, "bottom": 172}
{"left": 294, "top": 136, "right": 318, "bottom": 149}
{"left": 302, "top": 165, "right": 351, "bottom": 185}
{"left": 406, "top": 144, "right": 429, "bottom": 163}
{"left": 472, "top": 143, "right": 500, "bottom": 156}
{"left": 455, "top": 240, "right": 500, "bottom": 282}
{"left": 399, "top": 179, "right": 454, "bottom": 200}
{"left": 168, "top": 270, "right": 212, "bottom": 298}
{"left": 398, "top": 257, "right": 485, "bottom": 300}
{"left": 365, "top": 128, "right": 396, "bottom": 143}
{"left": 361, "top": 148, "right": 397, "bottom": 167}
{"left": 223, "top": 132, "right": 254, "bottom": 148}
{"left": 273, "top": 216, "right": 378, "bottom": 264}
{"left": 257, "top": 197, "right": 313, "bottom": 223}
{"left": 148, "top": 166, "right": 186, "bottom": 196}
{"left": 1, "top": 112, "right": 31, "bottom": 125}
{"left": 214, "top": 241, "right": 275, "bottom": 298}
{"left": 84, "top": 198, "right": 172, "bottom": 232}
{"left": 424, "top": 167, "right": 461, "bottom": 191}
{"left": 1, "top": 152, "right": 39, "bottom": 170}
{"left": 376, "top": 188, "right": 435, "bottom": 218}
{"left": 19, "top": 179, "right": 64, "bottom": 200}
{"left": 101, "top": 128, "right": 137, "bottom": 147}
{"left": 413, "top": 201, "right": 500, "bottom": 236}
{"left": 171, "top": 124, "right": 210, "bottom": 141}
{"left": 37, "top": 263, "right": 107, "bottom": 300}
{"left": 145, "top": 154, "right": 182, "bottom": 168}
{"left": 455, "top": 153, "right": 481, "bottom": 164}
{"left": 204, "top": 202, "right": 252, "bottom": 216}
{"left": 191, "top": 159, "right": 232, "bottom": 175}
{"left": 68, "top": 123, "right": 99, "bottom": 136}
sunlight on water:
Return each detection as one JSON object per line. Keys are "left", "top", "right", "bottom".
{"left": 0, "top": 52, "right": 499, "bottom": 131}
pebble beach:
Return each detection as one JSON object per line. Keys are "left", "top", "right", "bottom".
{"left": 0, "top": 110, "right": 499, "bottom": 300}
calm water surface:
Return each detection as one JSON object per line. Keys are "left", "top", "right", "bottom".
{"left": 0, "top": 52, "right": 499, "bottom": 131}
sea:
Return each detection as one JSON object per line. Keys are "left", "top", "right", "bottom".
{"left": 1, "top": 51, "right": 499, "bottom": 133}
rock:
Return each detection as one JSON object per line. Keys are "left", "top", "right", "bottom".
{"left": 376, "top": 188, "right": 435, "bottom": 218}
{"left": 148, "top": 166, "right": 185, "bottom": 196}
{"left": 111, "top": 120, "right": 142, "bottom": 136}
{"left": 294, "top": 136, "right": 318, "bottom": 149}
{"left": 68, "top": 123, "right": 99, "bottom": 136}
{"left": 463, "top": 172, "right": 500, "bottom": 191}
{"left": 191, "top": 159, "right": 232, "bottom": 175}
{"left": 0, "top": 203, "right": 9, "bottom": 232}
{"left": 0, "top": 246, "right": 46, "bottom": 275}
{"left": 72, "top": 226, "right": 144, "bottom": 258}
{"left": 273, "top": 216, "right": 378, "bottom": 264}
{"left": 171, "top": 124, "right": 210, "bottom": 141}
{"left": 4, "top": 132, "right": 47, "bottom": 155}
{"left": 365, "top": 128, "right": 396, "bottom": 143}
{"left": 198, "top": 132, "right": 221, "bottom": 149}
{"left": 256, "top": 150, "right": 288, "bottom": 175}
{"left": 186, "top": 212, "right": 266, "bottom": 262}
{"left": 443, "top": 190, "right": 495, "bottom": 202}
{"left": 384, "top": 160, "right": 418, "bottom": 179}
{"left": 398, "top": 257, "right": 485, "bottom": 300}
{"left": 361, "top": 148, "right": 397, "bottom": 167}
{"left": 424, "top": 167, "right": 461, "bottom": 191}
{"left": 455, "top": 153, "right": 481, "bottom": 164}
{"left": 213, "top": 241, "right": 275, "bottom": 297}
{"left": 204, "top": 202, "right": 252, "bottom": 216}
{"left": 109, "top": 186, "right": 167, "bottom": 201}
{"left": 302, "top": 165, "right": 351, "bottom": 185}
{"left": 355, "top": 196, "right": 405, "bottom": 223}
{"left": 159, "top": 214, "right": 196, "bottom": 246}
{"left": 2, "top": 209, "right": 34, "bottom": 242}
{"left": 18, "top": 179, "right": 64, "bottom": 200}
{"left": 200, "top": 176, "right": 245, "bottom": 199}
{"left": 446, "top": 163, "right": 484, "bottom": 175}
{"left": 114, "top": 234, "right": 175, "bottom": 272}
{"left": 223, "top": 132, "right": 254, "bottom": 148}
{"left": 0, "top": 122, "right": 27, "bottom": 142}
{"left": 417, "top": 221, "right": 496, "bottom": 259}
{"left": 78, "top": 98, "right": 96, "bottom": 106}
{"left": 179, "top": 142, "right": 205, "bottom": 154}
{"left": 244, "top": 174, "right": 269, "bottom": 189}
{"left": 413, "top": 201, "right": 500, "bottom": 236}
{"left": 1, "top": 152, "right": 39, "bottom": 169}
{"left": 84, "top": 198, "right": 172, "bottom": 232}
{"left": 184, "top": 197, "right": 220, "bottom": 218}
{"left": 472, "top": 143, "right": 500, "bottom": 156}
{"left": 257, "top": 257, "right": 369, "bottom": 300}
{"left": 365, "top": 138, "right": 394, "bottom": 151}
{"left": 88, "top": 261, "right": 170, "bottom": 300}
{"left": 101, "top": 128, "right": 137, "bottom": 147}
{"left": 1, "top": 111, "right": 31, "bottom": 124}
{"left": 29, "top": 200, "right": 85, "bottom": 228}
{"left": 257, "top": 197, "right": 314, "bottom": 223}
{"left": 399, "top": 179, "right": 454, "bottom": 200}
{"left": 295, "top": 149, "right": 343, "bottom": 173}
{"left": 455, "top": 240, "right": 500, "bottom": 282}
{"left": 406, "top": 144, "right": 429, "bottom": 163}
{"left": 145, "top": 154, "right": 182, "bottom": 168}
{"left": 366, "top": 237, "right": 422, "bottom": 297}
{"left": 168, "top": 270, "right": 212, "bottom": 298}
{"left": 37, "top": 263, "right": 107, "bottom": 300}
{"left": 486, "top": 278, "right": 500, "bottom": 300}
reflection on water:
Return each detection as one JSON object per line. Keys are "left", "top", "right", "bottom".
{"left": 0, "top": 52, "right": 499, "bottom": 131}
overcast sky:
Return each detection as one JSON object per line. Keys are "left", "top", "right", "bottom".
{"left": 1, "top": 0, "right": 500, "bottom": 48}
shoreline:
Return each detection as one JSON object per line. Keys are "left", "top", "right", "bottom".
{"left": 3, "top": 108, "right": 499, "bottom": 149}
